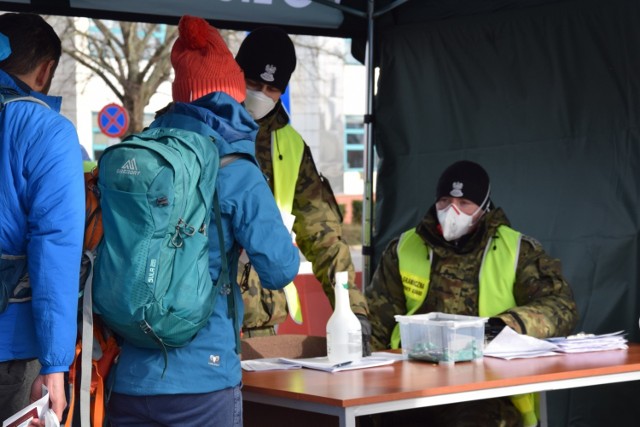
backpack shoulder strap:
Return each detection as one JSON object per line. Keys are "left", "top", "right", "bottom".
{"left": 150, "top": 112, "right": 215, "bottom": 138}
{"left": 0, "top": 87, "right": 50, "bottom": 110}
{"left": 210, "top": 154, "right": 240, "bottom": 296}
{"left": 213, "top": 153, "right": 245, "bottom": 352}
{"left": 221, "top": 154, "right": 241, "bottom": 167}
{"left": 79, "top": 250, "right": 96, "bottom": 427}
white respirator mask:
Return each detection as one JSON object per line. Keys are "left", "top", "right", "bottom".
{"left": 436, "top": 192, "right": 490, "bottom": 241}
{"left": 244, "top": 89, "right": 277, "bottom": 120}
{"left": 436, "top": 204, "right": 480, "bottom": 241}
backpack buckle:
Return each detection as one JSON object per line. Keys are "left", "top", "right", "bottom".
{"left": 140, "top": 320, "right": 153, "bottom": 334}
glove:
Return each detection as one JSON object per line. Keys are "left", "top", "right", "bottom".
{"left": 485, "top": 317, "right": 507, "bottom": 343}
{"left": 356, "top": 314, "right": 372, "bottom": 357}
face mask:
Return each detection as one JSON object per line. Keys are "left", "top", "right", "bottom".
{"left": 436, "top": 204, "right": 483, "bottom": 241}
{"left": 244, "top": 89, "right": 277, "bottom": 120}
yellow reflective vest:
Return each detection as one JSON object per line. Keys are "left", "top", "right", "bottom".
{"left": 271, "top": 124, "right": 304, "bottom": 324}
{"left": 393, "top": 225, "right": 538, "bottom": 427}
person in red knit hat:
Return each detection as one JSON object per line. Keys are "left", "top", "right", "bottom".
{"left": 105, "top": 15, "right": 299, "bottom": 427}
{"left": 170, "top": 15, "right": 245, "bottom": 103}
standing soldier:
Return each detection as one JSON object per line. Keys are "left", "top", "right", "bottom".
{"left": 235, "top": 27, "right": 371, "bottom": 354}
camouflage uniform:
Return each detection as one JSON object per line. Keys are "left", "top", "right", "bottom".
{"left": 240, "top": 102, "right": 369, "bottom": 336}
{"left": 365, "top": 206, "right": 578, "bottom": 427}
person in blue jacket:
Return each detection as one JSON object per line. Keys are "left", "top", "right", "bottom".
{"left": 0, "top": 13, "right": 85, "bottom": 424}
{"left": 106, "top": 16, "right": 300, "bottom": 427}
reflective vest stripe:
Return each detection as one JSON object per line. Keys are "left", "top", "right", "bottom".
{"left": 272, "top": 125, "right": 305, "bottom": 324}
{"left": 478, "top": 229, "right": 521, "bottom": 317}
{"left": 272, "top": 125, "right": 304, "bottom": 213}
{"left": 511, "top": 393, "right": 539, "bottom": 427}
{"left": 397, "top": 229, "right": 432, "bottom": 318}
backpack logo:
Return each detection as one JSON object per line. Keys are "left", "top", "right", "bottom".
{"left": 147, "top": 258, "right": 157, "bottom": 284}
{"left": 260, "top": 64, "right": 277, "bottom": 82}
{"left": 117, "top": 158, "right": 140, "bottom": 176}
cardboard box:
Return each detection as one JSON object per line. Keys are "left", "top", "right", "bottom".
{"left": 394, "top": 312, "right": 487, "bottom": 364}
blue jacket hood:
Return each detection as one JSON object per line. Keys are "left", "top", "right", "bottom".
{"left": 0, "top": 70, "right": 62, "bottom": 111}
{"left": 155, "top": 92, "right": 258, "bottom": 159}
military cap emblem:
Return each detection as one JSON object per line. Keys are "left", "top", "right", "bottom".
{"left": 260, "top": 64, "right": 277, "bottom": 82}
{"left": 450, "top": 181, "right": 464, "bottom": 197}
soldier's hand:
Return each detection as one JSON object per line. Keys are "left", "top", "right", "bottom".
{"left": 356, "top": 314, "right": 372, "bottom": 356}
{"left": 485, "top": 317, "right": 507, "bottom": 343}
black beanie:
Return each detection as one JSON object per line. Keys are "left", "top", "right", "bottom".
{"left": 435, "top": 160, "right": 491, "bottom": 208}
{"left": 235, "top": 27, "right": 296, "bottom": 93}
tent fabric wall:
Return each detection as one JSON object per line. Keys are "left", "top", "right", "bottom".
{"left": 373, "top": 0, "right": 640, "bottom": 425}
{"left": 0, "top": 0, "right": 637, "bottom": 423}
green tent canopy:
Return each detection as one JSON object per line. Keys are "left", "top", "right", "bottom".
{"left": 1, "top": 1, "right": 638, "bottom": 425}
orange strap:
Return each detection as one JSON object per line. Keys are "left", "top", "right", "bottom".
{"left": 65, "top": 324, "right": 120, "bottom": 427}
{"left": 91, "top": 359, "right": 104, "bottom": 427}
{"left": 90, "top": 328, "right": 120, "bottom": 426}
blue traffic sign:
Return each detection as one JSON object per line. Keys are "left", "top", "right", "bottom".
{"left": 98, "top": 103, "right": 129, "bottom": 138}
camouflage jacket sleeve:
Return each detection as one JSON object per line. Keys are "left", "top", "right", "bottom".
{"left": 293, "top": 145, "right": 368, "bottom": 317}
{"left": 495, "top": 235, "right": 579, "bottom": 338}
{"left": 365, "top": 238, "right": 406, "bottom": 351}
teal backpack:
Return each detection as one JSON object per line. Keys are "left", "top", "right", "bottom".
{"left": 92, "top": 114, "right": 234, "bottom": 351}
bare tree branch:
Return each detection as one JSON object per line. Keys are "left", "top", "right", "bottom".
{"left": 59, "top": 18, "right": 180, "bottom": 134}
{"left": 56, "top": 18, "right": 343, "bottom": 137}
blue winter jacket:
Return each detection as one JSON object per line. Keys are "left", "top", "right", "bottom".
{"left": 0, "top": 70, "right": 84, "bottom": 373}
{"left": 111, "top": 92, "right": 300, "bottom": 395}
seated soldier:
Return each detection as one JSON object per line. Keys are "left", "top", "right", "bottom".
{"left": 366, "top": 160, "right": 578, "bottom": 427}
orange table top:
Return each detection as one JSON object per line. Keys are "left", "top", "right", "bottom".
{"left": 242, "top": 343, "right": 640, "bottom": 408}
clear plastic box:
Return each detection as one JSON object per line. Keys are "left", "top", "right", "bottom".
{"left": 394, "top": 312, "right": 488, "bottom": 364}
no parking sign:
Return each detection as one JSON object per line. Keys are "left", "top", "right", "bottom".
{"left": 98, "top": 103, "right": 129, "bottom": 138}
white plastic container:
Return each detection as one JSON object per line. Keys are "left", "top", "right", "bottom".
{"left": 326, "top": 271, "right": 362, "bottom": 364}
{"left": 394, "top": 312, "right": 487, "bottom": 364}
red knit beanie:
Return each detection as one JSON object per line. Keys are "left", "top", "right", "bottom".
{"left": 171, "top": 15, "right": 245, "bottom": 103}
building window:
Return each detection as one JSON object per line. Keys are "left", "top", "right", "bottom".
{"left": 344, "top": 115, "right": 364, "bottom": 171}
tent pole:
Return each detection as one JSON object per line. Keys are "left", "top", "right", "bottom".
{"left": 312, "top": 0, "right": 411, "bottom": 292}
{"left": 362, "top": 0, "right": 375, "bottom": 293}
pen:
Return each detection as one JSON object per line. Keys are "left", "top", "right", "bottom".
{"left": 332, "top": 361, "right": 353, "bottom": 368}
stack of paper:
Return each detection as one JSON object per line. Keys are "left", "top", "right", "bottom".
{"left": 484, "top": 327, "right": 629, "bottom": 360}
{"left": 241, "top": 358, "right": 304, "bottom": 372}
{"left": 484, "top": 326, "right": 560, "bottom": 360}
{"left": 545, "top": 331, "right": 628, "bottom": 353}
{"left": 241, "top": 355, "right": 398, "bottom": 373}
{"left": 278, "top": 355, "right": 397, "bottom": 372}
